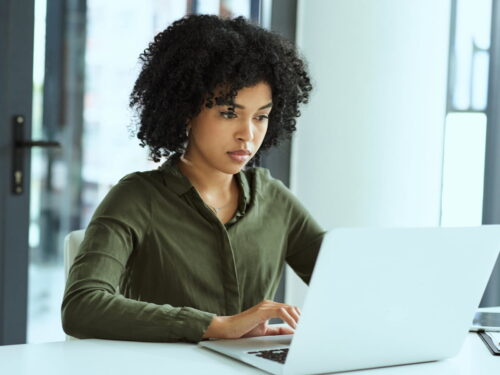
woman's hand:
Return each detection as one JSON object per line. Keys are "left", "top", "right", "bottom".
{"left": 202, "top": 300, "right": 301, "bottom": 339}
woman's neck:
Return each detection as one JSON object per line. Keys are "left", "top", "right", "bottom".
{"left": 177, "top": 153, "right": 235, "bottom": 198}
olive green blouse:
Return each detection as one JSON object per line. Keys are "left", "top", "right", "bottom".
{"left": 61, "top": 154, "right": 326, "bottom": 343}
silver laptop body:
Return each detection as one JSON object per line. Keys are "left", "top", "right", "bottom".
{"left": 199, "top": 226, "right": 500, "bottom": 375}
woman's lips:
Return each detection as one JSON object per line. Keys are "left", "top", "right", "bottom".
{"left": 228, "top": 151, "right": 251, "bottom": 163}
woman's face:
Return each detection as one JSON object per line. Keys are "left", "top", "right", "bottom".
{"left": 185, "top": 81, "right": 272, "bottom": 174}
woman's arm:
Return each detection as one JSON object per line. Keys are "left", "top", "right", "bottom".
{"left": 278, "top": 180, "right": 326, "bottom": 285}
{"left": 62, "top": 223, "right": 216, "bottom": 342}
{"left": 61, "top": 174, "right": 215, "bottom": 343}
{"left": 63, "top": 218, "right": 300, "bottom": 341}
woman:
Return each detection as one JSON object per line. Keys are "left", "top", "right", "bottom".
{"left": 62, "top": 14, "right": 325, "bottom": 343}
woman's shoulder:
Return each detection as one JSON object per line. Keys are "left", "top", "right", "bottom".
{"left": 243, "top": 165, "right": 274, "bottom": 183}
{"left": 112, "top": 170, "right": 156, "bottom": 191}
{"left": 98, "top": 170, "right": 160, "bottom": 209}
{"left": 116, "top": 165, "right": 172, "bottom": 187}
{"left": 242, "top": 166, "right": 290, "bottom": 196}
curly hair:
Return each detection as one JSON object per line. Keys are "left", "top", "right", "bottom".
{"left": 129, "top": 14, "right": 313, "bottom": 166}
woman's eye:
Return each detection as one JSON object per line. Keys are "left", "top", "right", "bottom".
{"left": 256, "top": 115, "right": 269, "bottom": 122}
{"left": 220, "top": 111, "right": 237, "bottom": 119}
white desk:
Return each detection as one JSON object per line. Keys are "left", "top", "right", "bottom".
{"left": 0, "top": 332, "right": 498, "bottom": 375}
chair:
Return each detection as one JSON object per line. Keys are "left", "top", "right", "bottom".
{"left": 63, "top": 229, "right": 86, "bottom": 279}
{"left": 63, "top": 229, "right": 86, "bottom": 340}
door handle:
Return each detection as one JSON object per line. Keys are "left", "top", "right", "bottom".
{"left": 12, "top": 115, "right": 62, "bottom": 195}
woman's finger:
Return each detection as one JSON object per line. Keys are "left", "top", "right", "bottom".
{"left": 276, "top": 307, "right": 297, "bottom": 329}
{"left": 278, "top": 326, "right": 295, "bottom": 335}
{"left": 270, "top": 303, "right": 300, "bottom": 325}
{"left": 267, "top": 325, "right": 294, "bottom": 336}
{"left": 265, "top": 325, "right": 282, "bottom": 336}
{"left": 288, "top": 306, "right": 300, "bottom": 324}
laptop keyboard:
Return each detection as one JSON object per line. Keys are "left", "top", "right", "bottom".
{"left": 247, "top": 348, "right": 289, "bottom": 364}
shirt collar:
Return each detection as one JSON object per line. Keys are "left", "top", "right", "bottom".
{"left": 158, "top": 154, "right": 251, "bottom": 208}
{"left": 158, "top": 154, "right": 192, "bottom": 196}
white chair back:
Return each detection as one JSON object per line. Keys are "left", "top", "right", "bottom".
{"left": 63, "top": 229, "right": 86, "bottom": 279}
{"left": 63, "top": 229, "right": 86, "bottom": 341}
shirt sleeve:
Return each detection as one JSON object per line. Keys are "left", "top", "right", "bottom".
{"left": 270, "top": 178, "right": 326, "bottom": 285}
{"left": 61, "top": 173, "right": 215, "bottom": 343}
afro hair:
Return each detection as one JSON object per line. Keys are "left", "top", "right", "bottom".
{"left": 129, "top": 14, "right": 313, "bottom": 166}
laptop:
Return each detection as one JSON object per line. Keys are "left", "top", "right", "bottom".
{"left": 199, "top": 226, "right": 500, "bottom": 375}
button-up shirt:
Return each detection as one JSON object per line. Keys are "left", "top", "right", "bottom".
{"left": 62, "top": 154, "right": 326, "bottom": 342}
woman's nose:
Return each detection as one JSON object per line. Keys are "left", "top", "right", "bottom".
{"left": 236, "top": 120, "right": 254, "bottom": 142}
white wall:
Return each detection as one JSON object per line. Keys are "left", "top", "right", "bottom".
{"left": 286, "top": 0, "right": 451, "bottom": 306}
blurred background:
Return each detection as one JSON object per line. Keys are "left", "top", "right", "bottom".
{"left": 1, "top": 0, "right": 499, "bottom": 345}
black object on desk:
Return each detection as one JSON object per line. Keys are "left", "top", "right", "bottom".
{"left": 477, "top": 331, "right": 500, "bottom": 355}
{"left": 472, "top": 312, "right": 500, "bottom": 355}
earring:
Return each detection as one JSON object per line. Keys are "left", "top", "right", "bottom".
{"left": 186, "top": 126, "right": 191, "bottom": 137}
